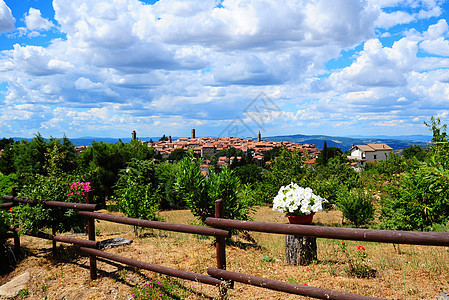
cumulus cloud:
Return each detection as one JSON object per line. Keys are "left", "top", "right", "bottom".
{"left": 24, "top": 8, "right": 54, "bottom": 31}
{"left": 0, "top": 0, "right": 15, "bottom": 33}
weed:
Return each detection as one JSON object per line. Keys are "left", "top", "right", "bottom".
{"left": 287, "top": 276, "right": 299, "bottom": 284}
{"left": 339, "top": 242, "right": 376, "bottom": 278}
{"left": 17, "top": 289, "right": 29, "bottom": 296}
{"left": 131, "top": 276, "right": 190, "bottom": 299}
{"left": 261, "top": 255, "right": 275, "bottom": 262}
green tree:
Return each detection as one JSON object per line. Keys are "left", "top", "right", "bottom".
{"left": 13, "top": 133, "right": 47, "bottom": 175}
{"left": 77, "top": 140, "right": 155, "bottom": 203}
{"left": 155, "top": 162, "right": 184, "bottom": 209}
{"left": 316, "top": 140, "right": 329, "bottom": 165}
{"left": 424, "top": 116, "right": 447, "bottom": 143}
{"left": 401, "top": 145, "right": 426, "bottom": 161}
{"left": 0, "top": 138, "right": 14, "bottom": 150}
{"left": 167, "top": 148, "right": 187, "bottom": 162}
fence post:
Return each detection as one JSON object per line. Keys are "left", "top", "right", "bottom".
{"left": 86, "top": 190, "right": 97, "bottom": 280}
{"left": 11, "top": 187, "right": 20, "bottom": 254}
{"left": 215, "top": 199, "right": 231, "bottom": 299}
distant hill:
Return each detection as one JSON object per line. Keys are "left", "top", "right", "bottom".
{"left": 264, "top": 134, "right": 431, "bottom": 152}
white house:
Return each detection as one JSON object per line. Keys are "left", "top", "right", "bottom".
{"left": 347, "top": 143, "right": 393, "bottom": 166}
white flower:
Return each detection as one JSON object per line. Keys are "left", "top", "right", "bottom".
{"left": 272, "top": 183, "right": 327, "bottom": 216}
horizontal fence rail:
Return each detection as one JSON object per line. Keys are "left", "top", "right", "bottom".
{"left": 205, "top": 218, "right": 449, "bottom": 246}
{"left": 79, "top": 211, "right": 230, "bottom": 238}
{"left": 0, "top": 202, "right": 13, "bottom": 208}
{"left": 80, "top": 247, "right": 222, "bottom": 286}
{"left": 9, "top": 226, "right": 99, "bottom": 248}
{"left": 3, "top": 195, "right": 97, "bottom": 211}
{"left": 207, "top": 268, "right": 383, "bottom": 300}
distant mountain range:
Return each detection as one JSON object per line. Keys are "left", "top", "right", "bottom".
{"left": 12, "top": 134, "right": 432, "bottom": 152}
{"left": 264, "top": 134, "right": 431, "bottom": 152}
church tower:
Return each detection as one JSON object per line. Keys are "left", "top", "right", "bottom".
{"left": 132, "top": 130, "right": 137, "bottom": 141}
{"left": 258, "top": 130, "right": 261, "bottom": 142}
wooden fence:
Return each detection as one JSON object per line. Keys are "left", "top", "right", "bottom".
{"left": 2, "top": 191, "right": 449, "bottom": 300}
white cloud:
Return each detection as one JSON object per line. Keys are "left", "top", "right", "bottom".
{"left": 24, "top": 8, "right": 54, "bottom": 31}
{"left": 0, "top": 0, "right": 15, "bottom": 33}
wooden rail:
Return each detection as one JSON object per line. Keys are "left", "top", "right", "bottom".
{"left": 204, "top": 217, "right": 449, "bottom": 246}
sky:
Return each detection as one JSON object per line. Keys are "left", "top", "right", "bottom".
{"left": 0, "top": 0, "right": 448, "bottom": 139}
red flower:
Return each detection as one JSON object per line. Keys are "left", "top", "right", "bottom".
{"left": 356, "top": 245, "right": 365, "bottom": 251}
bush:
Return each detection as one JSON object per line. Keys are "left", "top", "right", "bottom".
{"left": 16, "top": 174, "right": 88, "bottom": 234}
{"left": 379, "top": 164, "right": 449, "bottom": 231}
{"left": 336, "top": 188, "right": 375, "bottom": 228}
{"left": 0, "top": 173, "right": 18, "bottom": 202}
{"left": 175, "top": 152, "right": 254, "bottom": 223}
{"left": 114, "top": 159, "right": 160, "bottom": 236}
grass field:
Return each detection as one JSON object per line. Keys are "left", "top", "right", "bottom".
{"left": 1, "top": 206, "right": 448, "bottom": 299}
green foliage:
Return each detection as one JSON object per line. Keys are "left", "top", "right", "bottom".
{"left": 155, "top": 162, "right": 184, "bottom": 209}
{"left": 0, "top": 208, "right": 12, "bottom": 237}
{"left": 167, "top": 148, "right": 187, "bottom": 162}
{"left": 0, "top": 173, "right": 18, "bottom": 202}
{"left": 424, "top": 115, "right": 447, "bottom": 143}
{"left": 175, "top": 152, "right": 254, "bottom": 223}
{"left": 401, "top": 145, "right": 427, "bottom": 161}
{"left": 262, "top": 148, "right": 305, "bottom": 201}
{"left": 336, "top": 188, "right": 375, "bottom": 228}
{"left": 316, "top": 140, "right": 329, "bottom": 165}
{"left": 131, "top": 277, "right": 191, "bottom": 299}
{"left": 378, "top": 116, "right": 449, "bottom": 231}
{"left": 380, "top": 164, "right": 449, "bottom": 231}
{"left": 16, "top": 174, "right": 87, "bottom": 234}
{"left": 159, "top": 134, "right": 169, "bottom": 141}
{"left": 233, "top": 164, "right": 262, "bottom": 185}
{"left": 362, "top": 152, "right": 410, "bottom": 178}
{"left": 339, "top": 243, "right": 376, "bottom": 278}
{"left": 114, "top": 159, "right": 160, "bottom": 236}
{"left": 13, "top": 133, "right": 47, "bottom": 175}
{"left": 77, "top": 140, "right": 155, "bottom": 203}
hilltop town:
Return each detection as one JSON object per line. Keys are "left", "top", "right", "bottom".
{"left": 149, "top": 129, "right": 320, "bottom": 162}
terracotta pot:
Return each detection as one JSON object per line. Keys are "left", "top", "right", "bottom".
{"left": 286, "top": 213, "right": 315, "bottom": 224}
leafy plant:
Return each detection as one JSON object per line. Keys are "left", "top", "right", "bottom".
{"left": 340, "top": 242, "right": 376, "bottom": 278}
{"left": 175, "top": 152, "right": 255, "bottom": 223}
{"left": 15, "top": 174, "right": 87, "bottom": 234}
{"left": 336, "top": 188, "right": 374, "bottom": 228}
{"left": 114, "top": 159, "right": 160, "bottom": 236}
{"left": 131, "top": 277, "right": 190, "bottom": 299}
{"left": 380, "top": 164, "right": 449, "bottom": 231}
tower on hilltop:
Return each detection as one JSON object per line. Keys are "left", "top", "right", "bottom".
{"left": 258, "top": 130, "right": 261, "bottom": 142}
{"left": 191, "top": 128, "right": 196, "bottom": 139}
{"left": 132, "top": 130, "right": 137, "bottom": 141}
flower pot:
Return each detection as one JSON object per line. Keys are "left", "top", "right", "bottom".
{"left": 286, "top": 213, "right": 315, "bottom": 224}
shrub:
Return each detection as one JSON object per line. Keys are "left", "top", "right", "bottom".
{"left": 380, "top": 164, "right": 449, "bottom": 231}
{"left": 175, "top": 152, "right": 254, "bottom": 223}
{"left": 336, "top": 188, "right": 375, "bottom": 228}
{"left": 15, "top": 174, "right": 87, "bottom": 234}
{"left": 114, "top": 159, "right": 160, "bottom": 236}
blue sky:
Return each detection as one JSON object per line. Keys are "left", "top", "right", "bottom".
{"left": 0, "top": 0, "right": 448, "bottom": 139}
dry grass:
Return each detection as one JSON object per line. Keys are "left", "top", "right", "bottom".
{"left": 1, "top": 206, "right": 448, "bottom": 299}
